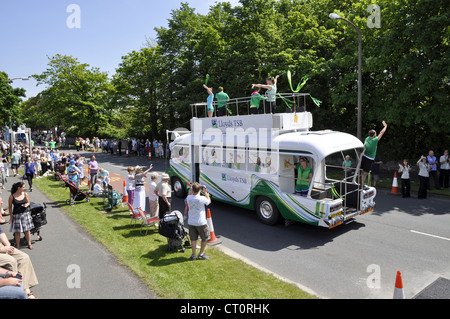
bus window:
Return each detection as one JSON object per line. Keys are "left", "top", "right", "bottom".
{"left": 248, "top": 151, "right": 260, "bottom": 172}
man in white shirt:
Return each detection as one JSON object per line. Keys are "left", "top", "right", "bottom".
{"left": 186, "top": 182, "right": 211, "bottom": 260}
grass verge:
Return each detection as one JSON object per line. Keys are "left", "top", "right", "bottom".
{"left": 33, "top": 174, "right": 317, "bottom": 299}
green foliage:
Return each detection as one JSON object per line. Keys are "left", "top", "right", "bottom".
{"left": 0, "top": 71, "right": 26, "bottom": 127}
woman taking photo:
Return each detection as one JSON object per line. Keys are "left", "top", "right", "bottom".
{"left": 8, "top": 182, "right": 34, "bottom": 250}
{"left": 417, "top": 155, "right": 431, "bottom": 199}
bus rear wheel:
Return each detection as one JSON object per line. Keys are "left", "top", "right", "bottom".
{"left": 172, "top": 177, "right": 187, "bottom": 198}
{"left": 255, "top": 197, "right": 280, "bottom": 225}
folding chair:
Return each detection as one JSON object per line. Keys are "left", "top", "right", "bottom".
{"left": 127, "top": 203, "right": 142, "bottom": 227}
{"left": 137, "top": 207, "right": 160, "bottom": 235}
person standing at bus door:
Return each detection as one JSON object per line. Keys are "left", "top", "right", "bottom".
{"left": 203, "top": 84, "right": 214, "bottom": 118}
{"left": 156, "top": 173, "right": 172, "bottom": 219}
{"left": 342, "top": 155, "right": 352, "bottom": 177}
{"left": 439, "top": 149, "right": 449, "bottom": 188}
{"left": 361, "top": 121, "right": 388, "bottom": 187}
{"left": 398, "top": 159, "right": 411, "bottom": 198}
{"left": 215, "top": 86, "right": 230, "bottom": 117}
{"left": 417, "top": 156, "right": 431, "bottom": 199}
{"left": 286, "top": 157, "right": 313, "bottom": 196}
{"left": 252, "top": 75, "right": 279, "bottom": 114}
{"left": 249, "top": 87, "right": 266, "bottom": 115}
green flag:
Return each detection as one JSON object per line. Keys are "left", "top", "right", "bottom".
{"left": 310, "top": 96, "right": 322, "bottom": 107}
{"left": 287, "top": 70, "right": 308, "bottom": 93}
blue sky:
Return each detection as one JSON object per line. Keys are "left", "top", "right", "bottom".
{"left": 0, "top": 0, "right": 239, "bottom": 99}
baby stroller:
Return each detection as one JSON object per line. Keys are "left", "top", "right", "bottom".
{"left": 30, "top": 202, "right": 47, "bottom": 241}
{"left": 159, "top": 210, "right": 190, "bottom": 252}
{"left": 64, "top": 179, "right": 90, "bottom": 206}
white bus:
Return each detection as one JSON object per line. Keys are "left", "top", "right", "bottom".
{"left": 167, "top": 94, "right": 376, "bottom": 229}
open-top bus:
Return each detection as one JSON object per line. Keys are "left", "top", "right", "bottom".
{"left": 166, "top": 93, "right": 375, "bottom": 229}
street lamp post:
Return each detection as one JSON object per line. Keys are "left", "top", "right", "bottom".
{"left": 329, "top": 13, "right": 363, "bottom": 141}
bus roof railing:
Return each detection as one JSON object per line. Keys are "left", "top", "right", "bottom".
{"left": 190, "top": 93, "right": 311, "bottom": 118}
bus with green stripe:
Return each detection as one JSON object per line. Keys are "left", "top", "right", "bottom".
{"left": 166, "top": 94, "right": 376, "bottom": 229}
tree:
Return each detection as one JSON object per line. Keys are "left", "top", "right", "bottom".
{"left": 0, "top": 71, "right": 26, "bottom": 128}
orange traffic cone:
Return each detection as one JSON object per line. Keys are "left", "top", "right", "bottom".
{"left": 122, "top": 180, "right": 128, "bottom": 203}
{"left": 391, "top": 171, "right": 400, "bottom": 194}
{"left": 126, "top": 149, "right": 128, "bottom": 157}
{"left": 206, "top": 208, "right": 221, "bottom": 245}
{"left": 148, "top": 151, "right": 152, "bottom": 160}
{"left": 87, "top": 169, "right": 91, "bottom": 187}
{"left": 393, "top": 271, "right": 405, "bottom": 299}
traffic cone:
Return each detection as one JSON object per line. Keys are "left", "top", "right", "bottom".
{"left": 87, "top": 169, "right": 91, "bottom": 187}
{"left": 206, "top": 208, "right": 221, "bottom": 245}
{"left": 391, "top": 171, "right": 400, "bottom": 194}
{"left": 122, "top": 180, "right": 128, "bottom": 203}
{"left": 148, "top": 151, "right": 152, "bottom": 160}
{"left": 393, "top": 271, "right": 405, "bottom": 299}
{"left": 126, "top": 149, "right": 128, "bottom": 157}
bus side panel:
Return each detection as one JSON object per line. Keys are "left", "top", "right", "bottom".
{"left": 250, "top": 175, "right": 320, "bottom": 226}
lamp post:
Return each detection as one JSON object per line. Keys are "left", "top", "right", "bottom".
{"left": 329, "top": 13, "right": 363, "bottom": 141}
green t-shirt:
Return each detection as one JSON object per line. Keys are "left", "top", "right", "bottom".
{"left": 215, "top": 91, "right": 229, "bottom": 108}
{"left": 295, "top": 165, "right": 313, "bottom": 192}
{"left": 364, "top": 137, "right": 379, "bottom": 159}
{"left": 49, "top": 141, "right": 56, "bottom": 149}
{"left": 250, "top": 92, "right": 266, "bottom": 109}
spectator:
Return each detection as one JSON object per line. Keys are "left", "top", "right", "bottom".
{"left": 67, "top": 160, "right": 81, "bottom": 187}
{"left": 186, "top": 183, "right": 211, "bottom": 260}
{"left": 133, "top": 165, "right": 153, "bottom": 212}
{"left": 148, "top": 172, "right": 159, "bottom": 218}
{"left": 398, "top": 159, "right": 411, "bottom": 198}
{"left": 8, "top": 182, "right": 34, "bottom": 250}
{"left": 439, "top": 149, "right": 449, "bottom": 189}
{"left": 156, "top": 173, "right": 171, "bottom": 219}
{"left": 0, "top": 223, "right": 38, "bottom": 298}
{"left": 126, "top": 166, "right": 135, "bottom": 206}
{"left": 427, "top": 150, "right": 441, "bottom": 189}
{"left": 417, "top": 156, "right": 431, "bottom": 199}
{"left": 24, "top": 157, "right": 36, "bottom": 192}
{"left": 0, "top": 266, "right": 27, "bottom": 299}
{"left": 10, "top": 151, "right": 21, "bottom": 177}
{"left": 371, "top": 155, "right": 383, "bottom": 187}
{"left": 97, "top": 168, "right": 110, "bottom": 187}
{"left": 92, "top": 180, "right": 103, "bottom": 197}
{"left": 88, "top": 155, "right": 98, "bottom": 191}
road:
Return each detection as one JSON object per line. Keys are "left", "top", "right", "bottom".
{"left": 48, "top": 151, "right": 450, "bottom": 299}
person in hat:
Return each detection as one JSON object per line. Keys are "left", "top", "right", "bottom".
{"left": 133, "top": 165, "right": 153, "bottom": 212}
{"left": 156, "top": 173, "right": 171, "bottom": 219}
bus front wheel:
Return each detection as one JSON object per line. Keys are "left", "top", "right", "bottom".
{"left": 255, "top": 197, "right": 280, "bottom": 225}
{"left": 172, "top": 177, "right": 187, "bottom": 198}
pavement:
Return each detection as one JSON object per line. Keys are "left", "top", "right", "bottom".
{"left": 1, "top": 163, "right": 157, "bottom": 299}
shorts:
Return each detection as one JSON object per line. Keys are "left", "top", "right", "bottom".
{"left": 11, "top": 164, "right": 19, "bottom": 170}
{"left": 217, "top": 106, "right": 227, "bottom": 117}
{"left": 361, "top": 156, "right": 374, "bottom": 173}
{"left": 189, "top": 224, "right": 210, "bottom": 242}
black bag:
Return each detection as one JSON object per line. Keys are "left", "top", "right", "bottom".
{"left": 158, "top": 214, "right": 180, "bottom": 239}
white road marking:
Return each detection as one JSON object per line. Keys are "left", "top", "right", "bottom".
{"left": 410, "top": 230, "right": 450, "bottom": 242}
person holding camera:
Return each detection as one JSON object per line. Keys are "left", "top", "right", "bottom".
{"left": 439, "top": 149, "right": 449, "bottom": 188}
{"left": 417, "top": 155, "right": 431, "bottom": 199}
{"left": 186, "top": 183, "right": 211, "bottom": 260}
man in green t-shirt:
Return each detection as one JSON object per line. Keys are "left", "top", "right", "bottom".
{"left": 361, "top": 120, "right": 388, "bottom": 186}
{"left": 215, "top": 87, "right": 229, "bottom": 117}
{"left": 287, "top": 157, "right": 313, "bottom": 195}
{"left": 49, "top": 140, "right": 56, "bottom": 149}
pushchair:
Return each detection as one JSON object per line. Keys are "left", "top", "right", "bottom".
{"left": 158, "top": 210, "right": 190, "bottom": 252}
{"left": 29, "top": 202, "right": 47, "bottom": 241}
{"left": 104, "top": 184, "right": 123, "bottom": 211}
{"left": 64, "top": 179, "right": 90, "bottom": 206}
